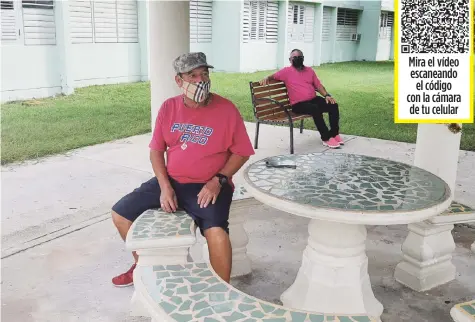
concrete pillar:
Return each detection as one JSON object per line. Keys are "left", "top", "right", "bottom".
{"left": 149, "top": 1, "right": 190, "bottom": 131}
{"left": 138, "top": 0, "right": 150, "bottom": 81}
{"left": 313, "top": 3, "right": 323, "bottom": 66}
{"left": 277, "top": 0, "right": 290, "bottom": 69}
{"left": 329, "top": 7, "right": 338, "bottom": 63}
{"left": 413, "top": 124, "right": 461, "bottom": 199}
{"left": 395, "top": 124, "right": 462, "bottom": 291}
{"left": 54, "top": 0, "right": 74, "bottom": 95}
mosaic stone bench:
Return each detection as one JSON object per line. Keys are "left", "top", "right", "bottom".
{"left": 395, "top": 201, "right": 475, "bottom": 292}
{"left": 126, "top": 185, "right": 262, "bottom": 316}
{"left": 134, "top": 262, "right": 378, "bottom": 322}
{"left": 126, "top": 185, "right": 260, "bottom": 268}
{"left": 450, "top": 300, "right": 475, "bottom": 322}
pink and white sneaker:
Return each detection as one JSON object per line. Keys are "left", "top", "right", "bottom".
{"left": 334, "top": 134, "right": 344, "bottom": 145}
{"left": 323, "top": 137, "right": 340, "bottom": 149}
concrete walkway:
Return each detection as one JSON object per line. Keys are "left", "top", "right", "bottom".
{"left": 2, "top": 122, "right": 475, "bottom": 322}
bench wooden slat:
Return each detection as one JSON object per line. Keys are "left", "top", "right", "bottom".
{"left": 254, "top": 103, "right": 288, "bottom": 115}
{"left": 253, "top": 87, "right": 288, "bottom": 99}
{"left": 251, "top": 82, "right": 286, "bottom": 94}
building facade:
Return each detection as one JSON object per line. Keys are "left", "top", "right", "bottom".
{"left": 0, "top": 0, "right": 394, "bottom": 102}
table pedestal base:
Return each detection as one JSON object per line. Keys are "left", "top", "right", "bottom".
{"left": 281, "top": 219, "right": 383, "bottom": 319}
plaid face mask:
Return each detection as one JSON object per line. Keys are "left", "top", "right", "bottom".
{"left": 181, "top": 79, "right": 211, "bottom": 103}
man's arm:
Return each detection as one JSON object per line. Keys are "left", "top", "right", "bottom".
{"left": 217, "top": 154, "right": 250, "bottom": 179}
{"left": 150, "top": 150, "right": 172, "bottom": 190}
{"left": 316, "top": 83, "right": 330, "bottom": 97}
{"left": 150, "top": 149, "right": 178, "bottom": 213}
{"left": 259, "top": 73, "right": 276, "bottom": 86}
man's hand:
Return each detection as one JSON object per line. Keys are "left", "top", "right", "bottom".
{"left": 160, "top": 186, "right": 178, "bottom": 213}
{"left": 197, "top": 178, "right": 221, "bottom": 208}
{"left": 325, "top": 96, "right": 337, "bottom": 105}
{"left": 259, "top": 77, "right": 270, "bottom": 86}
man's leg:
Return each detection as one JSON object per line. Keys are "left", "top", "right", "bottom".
{"left": 111, "top": 177, "right": 162, "bottom": 287}
{"left": 204, "top": 227, "right": 232, "bottom": 282}
{"left": 317, "top": 100, "right": 340, "bottom": 138}
{"left": 112, "top": 212, "right": 138, "bottom": 263}
{"left": 176, "top": 181, "right": 234, "bottom": 283}
{"left": 292, "top": 97, "right": 331, "bottom": 142}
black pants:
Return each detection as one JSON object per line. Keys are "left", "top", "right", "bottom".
{"left": 291, "top": 96, "right": 340, "bottom": 142}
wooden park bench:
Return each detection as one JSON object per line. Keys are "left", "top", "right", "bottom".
{"left": 249, "top": 80, "right": 314, "bottom": 154}
{"left": 450, "top": 300, "right": 475, "bottom": 322}
{"left": 132, "top": 262, "right": 378, "bottom": 322}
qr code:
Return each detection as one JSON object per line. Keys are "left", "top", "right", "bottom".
{"left": 400, "top": 0, "right": 470, "bottom": 54}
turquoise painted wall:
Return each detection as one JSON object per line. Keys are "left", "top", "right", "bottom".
{"left": 210, "top": 1, "right": 241, "bottom": 72}
{"left": 356, "top": 1, "right": 381, "bottom": 61}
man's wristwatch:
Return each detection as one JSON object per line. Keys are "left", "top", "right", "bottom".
{"left": 325, "top": 93, "right": 332, "bottom": 97}
{"left": 215, "top": 173, "right": 229, "bottom": 186}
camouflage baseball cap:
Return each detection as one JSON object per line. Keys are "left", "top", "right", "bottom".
{"left": 173, "top": 52, "right": 214, "bottom": 74}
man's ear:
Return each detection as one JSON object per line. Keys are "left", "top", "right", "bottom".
{"left": 175, "top": 75, "right": 182, "bottom": 87}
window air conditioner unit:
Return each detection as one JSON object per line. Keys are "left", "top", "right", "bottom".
{"left": 351, "top": 33, "right": 362, "bottom": 41}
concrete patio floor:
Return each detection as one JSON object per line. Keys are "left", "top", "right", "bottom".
{"left": 2, "top": 122, "right": 475, "bottom": 322}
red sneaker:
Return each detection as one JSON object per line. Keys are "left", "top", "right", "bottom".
{"left": 323, "top": 137, "right": 340, "bottom": 149}
{"left": 334, "top": 134, "right": 344, "bottom": 145}
{"left": 112, "top": 264, "right": 136, "bottom": 287}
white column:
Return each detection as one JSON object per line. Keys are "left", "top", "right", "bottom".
{"left": 149, "top": 1, "right": 190, "bottom": 131}
{"left": 312, "top": 3, "right": 323, "bottom": 67}
{"left": 277, "top": 0, "right": 290, "bottom": 68}
{"left": 55, "top": 0, "right": 74, "bottom": 95}
{"left": 137, "top": 0, "right": 150, "bottom": 81}
{"left": 329, "top": 7, "right": 338, "bottom": 63}
{"left": 395, "top": 124, "right": 462, "bottom": 291}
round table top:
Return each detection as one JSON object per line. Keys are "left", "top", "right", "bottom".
{"left": 243, "top": 152, "right": 452, "bottom": 225}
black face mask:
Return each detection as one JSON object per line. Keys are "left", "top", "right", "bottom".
{"left": 292, "top": 56, "right": 304, "bottom": 68}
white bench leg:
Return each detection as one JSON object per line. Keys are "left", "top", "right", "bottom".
{"left": 130, "top": 290, "right": 150, "bottom": 317}
{"left": 189, "top": 210, "right": 252, "bottom": 277}
{"left": 228, "top": 208, "right": 252, "bottom": 277}
{"left": 395, "top": 222, "right": 456, "bottom": 291}
{"left": 471, "top": 241, "right": 475, "bottom": 253}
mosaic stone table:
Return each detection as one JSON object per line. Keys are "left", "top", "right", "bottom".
{"left": 243, "top": 152, "right": 452, "bottom": 319}
{"left": 450, "top": 300, "right": 475, "bottom": 322}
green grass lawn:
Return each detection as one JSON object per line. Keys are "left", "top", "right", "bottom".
{"left": 1, "top": 61, "right": 474, "bottom": 164}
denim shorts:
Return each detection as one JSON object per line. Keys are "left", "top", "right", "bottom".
{"left": 112, "top": 177, "right": 233, "bottom": 234}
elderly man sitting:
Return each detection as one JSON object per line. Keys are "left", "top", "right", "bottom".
{"left": 111, "top": 52, "right": 255, "bottom": 287}
{"left": 260, "top": 49, "right": 343, "bottom": 148}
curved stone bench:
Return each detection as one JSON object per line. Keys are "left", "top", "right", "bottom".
{"left": 450, "top": 300, "right": 475, "bottom": 322}
{"left": 134, "top": 262, "right": 378, "bottom": 322}
{"left": 395, "top": 201, "right": 475, "bottom": 292}
{"left": 126, "top": 185, "right": 261, "bottom": 316}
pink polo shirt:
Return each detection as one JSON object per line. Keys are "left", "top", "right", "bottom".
{"left": 149, "top": 94, "right": 255, "bottom": 184}
{"left": 273, "top": 66, "right": 322, "bottom": 106}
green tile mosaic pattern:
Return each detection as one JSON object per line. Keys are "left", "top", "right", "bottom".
{"left": 131, "top": 209, "right": 193, "bottom": 240}
{"left": 442, "top": 201, "right": 474, "bottom": 216}
{"left": 140, "top": 263, "right": 375, "bottom": 322}
{"left": 245, "top": 153, "right": 450, "bottom": 212}
{"left": 454, "top": 300, "right": 475, "bottom": 319}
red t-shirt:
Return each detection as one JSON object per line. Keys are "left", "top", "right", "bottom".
{"left": 273, "top": 66, "right": 322, "bottom": 106}
{"left": 149, "top": 94, "right": 255, "bottom": 183}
